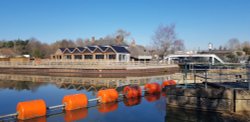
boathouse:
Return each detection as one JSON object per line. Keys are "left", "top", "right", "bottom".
{"left": 51, "top": 45, "right": 130, "bottom": 62}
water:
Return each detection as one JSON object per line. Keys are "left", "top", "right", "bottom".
{"left": 0, "top": 73, "right": 239, "bottom": 122}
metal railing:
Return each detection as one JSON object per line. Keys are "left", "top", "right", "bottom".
{"left": 192, "top": 69, "right": 250, "bottom": 90}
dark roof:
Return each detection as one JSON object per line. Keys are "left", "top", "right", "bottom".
{"left": 87, "top": 46, "right": 96, "bottom": 52}
{"left": 99, "top": 46, "right": 108, "bottom": 52}
{"left": 128, "top": 45, "right": 150, "bottom": 58}
{"left": 58, "top": 45, "right": 130, "bottom": 54}
{"left": 76, "top": 47, "right": 85, "bottom": 52}
{"left": 59, "top": 48, "right": 65, "bottom": 51}
{"left": 111, "top": 46, "right": 130, "bottom": 53}
{"left": 68, "top": 48, "right": 75, "bottom": 52}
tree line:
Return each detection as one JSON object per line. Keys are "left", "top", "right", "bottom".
{"left": 1, "top": 24, "right": 248, "bottom": 62}
{"left": 0, "top": 29, "right": 131, "bottom": 58}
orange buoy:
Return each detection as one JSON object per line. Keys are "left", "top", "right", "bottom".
{"left": 144, "top": 83, "right": 161, "bottom": 94}
{"left": 63, "top": 94, "right": 88, "bottom": 111}
{"left": 64, "top": 108, "right": 88, "bottom": 122}
{"left": 97, "top": 89, "right": 118, "bottom": 103}
{"left": 123, "top": 86, "right": 141, "bottom": 98}
{"left": 145, "top": 93, "right": 161, "bottom": 102}
{"left": 16, "top": 99, "right": 46, "bottom": 120}
{"left": 98, "top": 102, "right": 118, "bottom": 113}
{"left": 162, "top": 80, "right": 176, "bottom": 88}
{"left": 123, "top": 98, "right": 141, "bottom": 106}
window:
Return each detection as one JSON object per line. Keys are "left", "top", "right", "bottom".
{"left": 74, "top": 55, "right": 82, "bottom": 59}
{"left": 96, "top": 54, "right": 104, "bottom": 59}
{"left": 66, "top": 55, "right": 71, "bottom": 59}
{"left": 108, "top": 54, "right": 116, "bottom": 59}
{"left": 119, "top": 54, "right": 125, "bottom": 61}
{"left": 84, "top": 55, "right": 93, "bottom": 59}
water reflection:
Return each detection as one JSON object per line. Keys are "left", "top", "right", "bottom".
{"left": 18, "top": 116, "right": 46, "bottom": 122}
{"left": 0, "top": 73, "right": 244, "bottom": 122}
{"left": 123, "top": 98, "right": 141, "bottom": 107}
{"left": 145, "top": 93, "right": 161, "bottom": 102}
{"left": 0, "top": 73, "right": 172, "bottom": 92}
{"left": 165, "top": 107, "right": 225, "bottom": 122}
{"left": 64, "top": 108, "right": 88, "bottom": 122}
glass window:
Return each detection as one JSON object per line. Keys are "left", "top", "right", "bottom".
{"left": 74, "top": 55, "right": 82, "bottom": 59}
{"left": 96, "top": 54, "right": 104, "bottom": 59}
{"left": 84, "top": 55, "right": 93, "bottom": 59}
{"left": 108, "top": 54, "right": 116, "bottom": 59}
{"left": 66, "top": 55, "right": 71, "bottom": 59}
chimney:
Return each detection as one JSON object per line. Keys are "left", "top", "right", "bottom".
{"left": 91, "top": 36, "right": 95, "bottom": 45}
{"left": 131, "top": 39, "right": 136, "bottom": 47}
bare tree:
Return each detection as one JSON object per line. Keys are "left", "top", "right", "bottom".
{"left": 226, "top": 38, "right": 241, "bottom": 51}
{"left": 75, "top": 38, "right": 84, "bottom": 47}
{"left": 172, "top": 39, "right": 185, "bottom": 53}
{"left": 26, "top": 38, "right": 47, "bottom": 58}
{"left": 242, "top": 41, "right": 250, "bottom": 55}
{"left": 114, "top": 29, "right": 130, "bottom": 45}
{"left": 152, "top": 24, "right": 177, "bottom": 58}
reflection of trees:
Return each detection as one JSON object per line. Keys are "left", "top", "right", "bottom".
{"left": 0, "top": 80, "right": 48, "bottom": 92}
{"left": 57, "top": 83, "right": 117, "bottom": 93}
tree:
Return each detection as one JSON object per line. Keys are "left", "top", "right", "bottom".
{"left": 75, "top": 38, "right": 84, "bottom": 47}
{"left": 152, "top": 24, "right": 178, "bottom": 58}
{"left": 226, "top": 38, "right": 241, "bottom": 51}
{"left": 226, "top": 53, "right": 238, "bottom": 63}
{"left": 172, "top": 39, "right": 185, "bottom": 53}
{"left": 25, "top": 38, "right": 52, "bottom": 58}
{"left": 114, "top": 29, "right": 130, "bottom": 45}
{"left": 242, "top": 41, "right": 250, "bottom": 55}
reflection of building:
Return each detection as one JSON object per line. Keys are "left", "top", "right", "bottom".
{"left": 0, "top": 74, "right": 172, "bottom": 91}
{"left": 51, "top": 45, "right": 130, "bottom": 62}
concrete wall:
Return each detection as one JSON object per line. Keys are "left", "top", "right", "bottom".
{"left": 0, "top": 66, "right": 179, "bottom": 76}
{"left": 235, "top": 89, "right": 250, "bottom": 113}
{"left": 165, "top": 87, "right": 250, "bottom": 114}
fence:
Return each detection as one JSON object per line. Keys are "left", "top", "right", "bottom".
{"left": 0, "top": 60, "right": 171, "bottom": 69}
{"left": 192, "top": 69, "right": 250, "bottom": 90}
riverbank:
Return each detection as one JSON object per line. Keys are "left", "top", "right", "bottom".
{"left": 0, "top": 61, "right": 179, "bottom": 75}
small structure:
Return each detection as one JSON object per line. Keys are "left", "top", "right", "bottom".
{"left": 51, "top": 45, "right": 130, "bottom": 62}
{"left": 164, "top": 54, "right": 225, "bottom": 64}
{"left": 0, "top": 48, "right": 16, "bottom": 61}
{"left": 128, "top": 40, "right": 152, "bottom": 61}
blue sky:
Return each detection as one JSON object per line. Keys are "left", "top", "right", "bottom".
{"left": 0, "top": 0, "right": 249, "bottom": 50}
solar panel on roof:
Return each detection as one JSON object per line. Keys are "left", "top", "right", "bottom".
{"left": 68, "top": 48, "right": 75, "bottom": 52}
{"left": 99, "top": 46, "right": 108, "bottom": 51}
{"left": 77, "top": 47, "right": 85, "bottom": 52}
{"left": 87, "top": 46, "right": 96, "bottom": 51}
{"left": 59, "top": 48, "right": 66, "bottom": 52}
{"left": 111, "top": 46, "right": 130, "bottom": 53}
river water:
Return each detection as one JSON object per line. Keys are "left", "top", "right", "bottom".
{"left": 0, "top": 73, "right": 243, "bottom": 122}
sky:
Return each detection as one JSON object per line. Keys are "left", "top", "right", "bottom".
{"left": 0, "top": 0, "right": 249, "bottom": 50}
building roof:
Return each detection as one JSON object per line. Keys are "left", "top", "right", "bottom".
{"left": 99, "top": 46, "right": 108, "bottom": 52}
{"left": 68, "top": 48, "right": 75, "bottom": 52}
{"left": 59, "top": 48, "right": 66, "bottom": 52}
{"left": 56, "top": 45, "right": 130, "bottom": 54}
{"left": 87, "top": 46, "right": 96, "bottom": 52}
{"left": 128, "top": 45, "right": 151, "bottom": 59}
{"left": 111, "top": 45, "right": 130, "bottom": 53}
{"left": 0, "top": 48, "right": 17, "bottom": 57}
{"left": 76, "top": 47, "right": 85, "bottom": 52}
